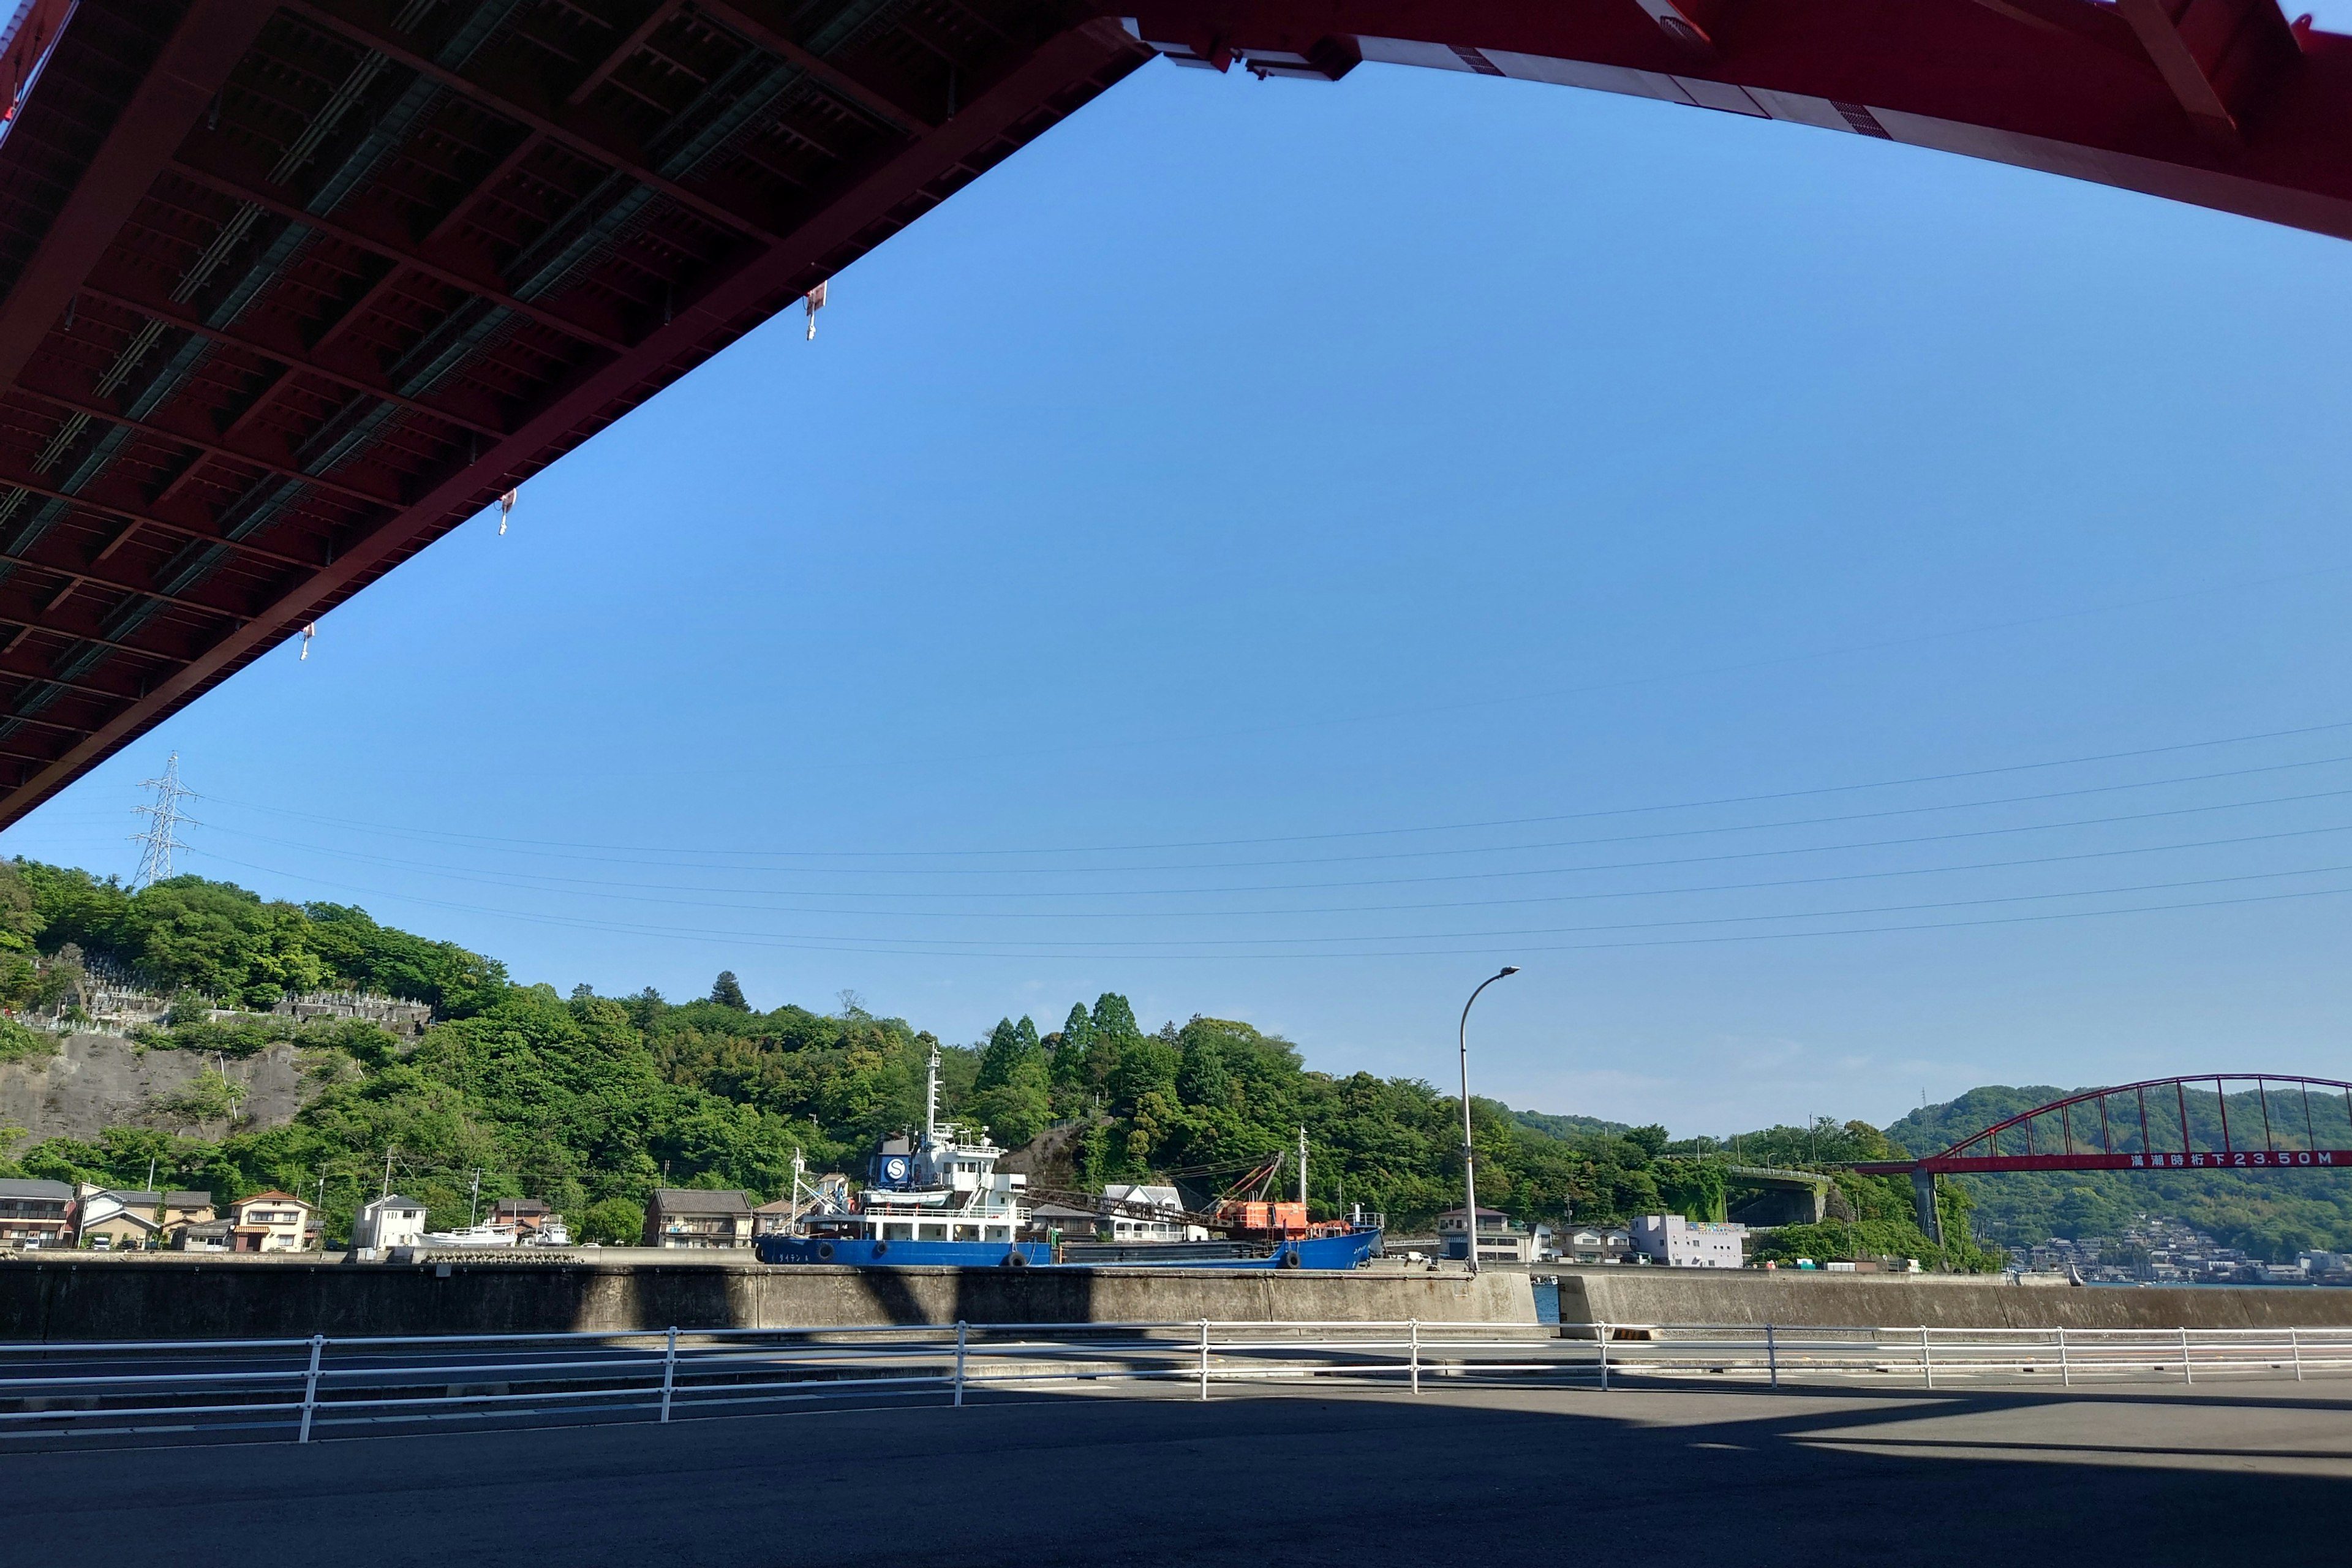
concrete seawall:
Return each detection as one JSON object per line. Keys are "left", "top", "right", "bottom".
{"left": 0, "top": 1259, "right": 1536, "bottom": 1341}
{"left": 1556, "top": 1269, "right": 2352, "bottom": 1330}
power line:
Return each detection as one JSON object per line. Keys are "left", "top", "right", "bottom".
{"left": 206, "top": 744, "right": 2352, "bottom": 878}
{"left": 185, "top": 714, "right": 2352, "bottom": 862}
{"left": 192, "top": 783, "right": 2352, "bottom": 905}
{"left": 185, "top": 846, "right": 2352, "bottom": 961}
{"left": 188, "top": 817, "right": 2352, "bottom": 921}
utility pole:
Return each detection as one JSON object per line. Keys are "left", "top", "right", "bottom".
{"left": 1297, "top": 1126, "right": 1308, "bottom": 1229}
{"left": 380, "top": 1147, "right": 394, "bottom": 1203}
{"left": 129, "top": 752, "right": 195, "bottom": 890}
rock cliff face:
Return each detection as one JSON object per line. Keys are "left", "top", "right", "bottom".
{"left": 998, "top": 1120, "right": 1093, "bottom": 1189}
{"left": 0, "top": 1035, "right": 308, "bottom": 1145}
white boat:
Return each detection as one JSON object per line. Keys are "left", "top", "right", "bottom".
{"left": 415, "top": 1223, "right": 517, "bottom": 1248}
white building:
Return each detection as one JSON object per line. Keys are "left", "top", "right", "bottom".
{"left": 1561, "top": 1226, "right": 1634, "bottom": 1264}
{"left": 350, "top": 1194, "right": 428, "bottom": 1254}
{"left": 1101, "top": 1184, "right": 1209, "bottom": 1242}
{"left": 1630, "top": 1214, "right": 1747, "bottom": 1268}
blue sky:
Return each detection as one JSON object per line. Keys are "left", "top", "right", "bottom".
{"left": 9, "top": 55, "right": 2352, "bottom": 1137}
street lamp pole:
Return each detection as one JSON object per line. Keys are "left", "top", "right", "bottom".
{"left": 1457, "top": 965, "right": 1520, "bottom": 1276}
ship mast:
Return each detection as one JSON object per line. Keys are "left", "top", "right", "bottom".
{"left": 925, "top": 1044, "right": 940, "bottom": 1142}
{"left": 1297, "top": 1126, "right": 1308, "bottom": 1210}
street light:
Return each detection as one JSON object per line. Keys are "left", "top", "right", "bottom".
{"left": 1457, "top": 965, "right": 1520, "bottom": 1276}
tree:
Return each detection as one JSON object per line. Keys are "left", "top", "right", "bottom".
{"left": 0, "top": 1016, "right": 52, "bottom": 1065}
{"left": 970, "top": 1016, "right": 1050, "bottom": 1148}
{"left": 710, "top": 971, "right": 748, "bottom": 1010}
{"left": 1175, "top": 1028, "right": 1229, "bottom": 1106}
{"left": 157, "top": 1069, "right": 247, "bottom": 1139}
{"left": 580, "top": 1196, "right": 645, "bottom": 1245}
{"left": 1625, "top": 1123, "right": 1670, "bottom": 1161}
{"left": 0, "top": 860, "right": 42, "bottom": 952}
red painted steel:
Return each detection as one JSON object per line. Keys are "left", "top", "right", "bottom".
{"left": 1921, "top": 1148, "right": 2352, "bottom": 1173}
{"left": 1121, "top": 0, "right": 2352, "bottom": 239}
{"left": 1851, "top": 1074, "right": 2352, "bottom": 1175}
{"left": 4, "top": 1, "right": 2352, "bottom": 827}
{"left": 0, "top": 0, "right": 74, "bottom": 135}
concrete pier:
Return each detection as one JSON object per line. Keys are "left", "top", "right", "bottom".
{"left": 0, "top": 1257, "right": 1537, "bottom": 1341}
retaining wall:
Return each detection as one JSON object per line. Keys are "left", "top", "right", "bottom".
{"left": 1556, "top": 1269, "right": 2352, "bottom": 1330}
{"left": 0, "top": 1259, "right": 1534, "bottom": 1341}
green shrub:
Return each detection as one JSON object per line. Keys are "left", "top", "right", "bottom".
{"left": 579, "top": 1197, "right": 644, "bottom": 1246}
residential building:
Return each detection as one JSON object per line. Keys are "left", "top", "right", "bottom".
{"left": 643, "top": 1188, "right": 753, "bottom": 1248}
{"left": 227, "top": 1191, "right": 313, "bottom": 1253}
{"left": 1101, "top": 1184, "right": 1210, "bottom": 1242}
{"left": 176, "top": 1219, "right": 233, "bottom": 1252}
{"left": 351, "top": 1194, "right": 428, "bottom": 1253}
{"left": 1630, "top": 1215, "right": 1747, "bottom": 1268}
{"left": 1560, "top": 1226, "right": 1634, "bottom": 1264}
{"left": 159, "top": 1191, "right": 215, "bottom": 1244}
{"left": 75, "top": 1187, "right": 162, "bottom": 1250}
{"left": 752, "top": 1197, "right": 799, "bottom": 1237}
{"left": 0, "top": 1178, "right": 73, "bottom": 1248}
{"left": 1436, "top": 1207, "right": 1542, "bottom": 1264}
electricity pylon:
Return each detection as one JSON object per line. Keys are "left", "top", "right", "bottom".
{"left": 129, "top": 752, "right": 195, "bottom": 890}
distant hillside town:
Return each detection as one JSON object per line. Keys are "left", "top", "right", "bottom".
{"left": 0, "top": 861, "right": 2343, "bottom": 1270}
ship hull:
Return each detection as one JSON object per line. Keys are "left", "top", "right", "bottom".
{"left": 757, "top": 1237, "right": 1054, "bottom": 1267}
{"left": 755, "top": 1228, "right": 1382, "bottom": 1270}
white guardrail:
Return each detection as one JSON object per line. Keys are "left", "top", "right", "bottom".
{"left": 0, "top": 1320, "right": 2346, "bottom": 1446}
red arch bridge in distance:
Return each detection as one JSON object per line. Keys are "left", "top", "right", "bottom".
{"left": 1849, "top": 1074, "right": 2352, "bottom": 1246}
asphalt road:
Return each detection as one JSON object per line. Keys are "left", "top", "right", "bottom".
{"left": 13, "top": 1379, "right": 2352, "bottom": 1566}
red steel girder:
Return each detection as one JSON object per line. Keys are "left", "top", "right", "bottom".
{"left": 0, "top": 15, "right": 1156, "bottom": 827}
{"left": 0, "top": 0, "right": 273, "bottom": 390}
{"left": 278, "top": 0, "right": 791, "bottom": 249}
{"left": 11, "top": 0, "right": 2352, "bottom": 834}
{"left": 0, "top": 462, "right": 320, "bottom": 571}
{"left": 1118, "top": 0, "right": 2352, "bottom": 241}
{"left": 162, "top": 155, "right": 635, "bottom": 355}
{"left": 10, "top": 383, "right": 405, "bottom": 513}
{"left": 75, "top": 281, "right": 509, "bottom": 439}
{"left": 693, "top": 0, "right": 938, "bottom": 137}
{"left": 1850, "top": 1073, "right": 2352, "bottom": 1174}
{"left": 1868, "top": 1148, "right": 2352, "bottom": 1173}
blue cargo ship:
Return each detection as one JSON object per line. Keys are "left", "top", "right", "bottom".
{"left": 754, "top": 1051, "right": 1380, "bottom": 1270}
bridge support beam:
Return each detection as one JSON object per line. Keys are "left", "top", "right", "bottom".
{"left": 1912, "top": 1170, "right": 1943, "bottom": 1248}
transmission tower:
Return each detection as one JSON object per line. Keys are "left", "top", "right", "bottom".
{"left": 129, "top": 752, "right": 195, "bottom": 890}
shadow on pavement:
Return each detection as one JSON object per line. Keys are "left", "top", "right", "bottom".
{"left": 6, "top": 1374, "right": 2349, "bottom": 1567}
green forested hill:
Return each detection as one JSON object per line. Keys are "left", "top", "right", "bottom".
{"left": 0, "top": 863, "right": 1871, "bottom": 1251}
{"left": 13, "top": 861, "right": 2312, "bottom": 1266}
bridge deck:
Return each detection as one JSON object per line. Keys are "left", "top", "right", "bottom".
{"left": 4, "top": 2, "right": 2351, "bottom": 821}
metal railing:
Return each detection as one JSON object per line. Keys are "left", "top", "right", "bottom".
{"left": 0, "top": 1319, "right": 2344, "bottom": 1447}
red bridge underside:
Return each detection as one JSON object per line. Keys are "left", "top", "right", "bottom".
{"left": 0, "top": 0, "right": 2346, "bottom": 827}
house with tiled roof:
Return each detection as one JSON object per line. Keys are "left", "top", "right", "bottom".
{"left": 227, "top": 1191, "right": 312, "bottom": 1253}
{"left": 643, "top": 1189, "right": 751, "bottom": 1248}
{"left": 75, "top": 1187, "right": 162, "bottom": 1250}
{"left": 0, "top": 1178, "right": 73, "bottom": 1248}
